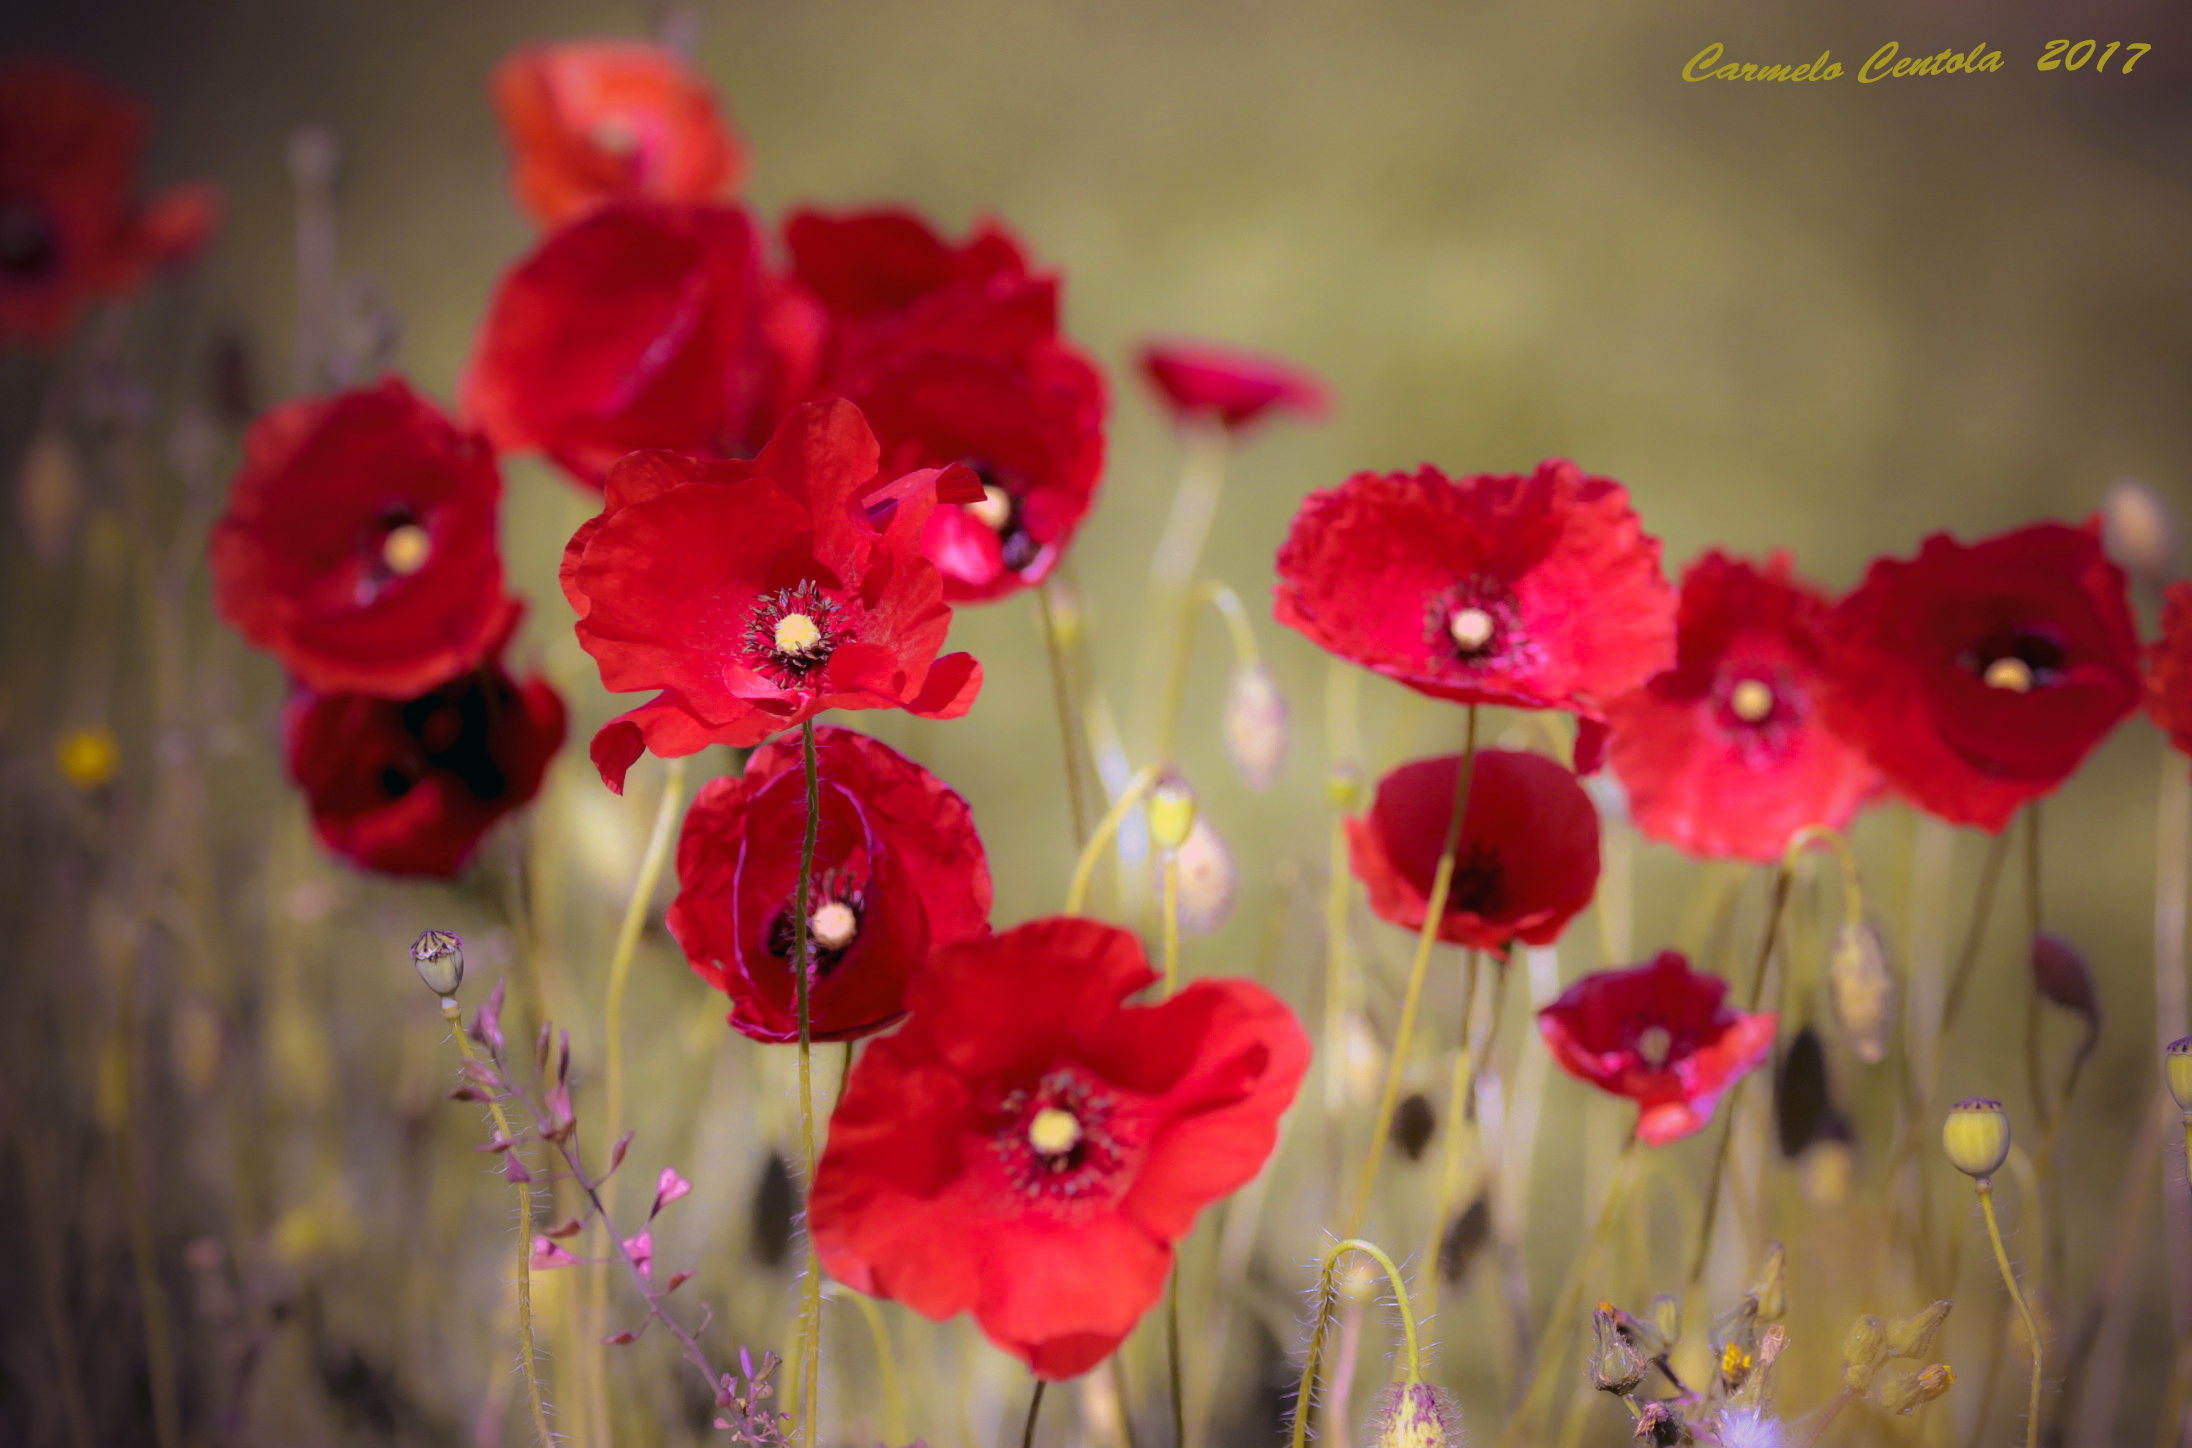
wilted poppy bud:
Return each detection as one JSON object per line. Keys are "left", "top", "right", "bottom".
{"left": 2029, "top": 933, "right": 2100, "bottom": 1043}
{"left": 1827, "top": 920, "right": 1895, "bottom": 1064}
{"left": 1590, "top": 1307, "right": 1649, "bottom": 1395}
{"left": 1223, "top": 661, "right": 1289, "bottom": 790}
{"left": 1632, "top": 1400, "right": 1685, "bottom": 1447}
{"left": 2102, "top": 477, "right": 2176, "bottom": 586}
{"left": 411, "top": 929, "right": 464, "bottom": 997}
{"left": 1876, "top": 1363, "right": 1955, "bottom": 1414}
{"left": 1884, "top": 1300, "right": 1951, "bottom": 1360}
{"left": 1941, "top": 1098, "right": 2011, "bottom": 1179}
{"left": 2168, "top": 1037, "right": 2192, "bottom": 1112}
{"left": 1842, "top": 1314, "right": 1889, "bottom": 1392}
{"left": 1149, "top": 775, "right": 1198, "bottom": 854}
{"left": 1366, "top": 1379, "right": 1463, "bottom": 1448}
{"left": 1171, "top": 816, "right": 1238, "bottom": 936}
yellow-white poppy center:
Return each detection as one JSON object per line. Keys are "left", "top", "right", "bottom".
{"left": 1983, "top": 657, "right": 2034, "bottom": 693}
{"left": 810, "top": 901, "right": 858, "bottom": 952}
{"left": 381, "top": 523, "right": 431, "bottom": 575}
{"left": 967, "top": 485, "right": 1013, "bottom": 532}
{"left": 1448, "top": 607, "right": 1495, "bottom": 653}
{"left": 1729, "top": 678, "right": 1774, "bottom": 723}
{"left": 1027, "top": 1106, "right": 1082, "bottom": 1156}
{"left": 1637, "top": 1025, "right": 1673, "bottom": 1070}
{"left": 775, "top": 613, "right": 822, "bottom": 655}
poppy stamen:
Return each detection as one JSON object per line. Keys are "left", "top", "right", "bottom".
{"left": 966, "top": 485, "right": 1013, "bottom": 532}
{"left": 1636, "top": 1024, "right": 1673, "bottom": 1069}
{"left": 744, "top": 581, "right": 842, "bottom": 687}
{"left": 1028, "top": 1107, "right": 1081, "bottom": 1157}
{"left": 382, "top": 523, "right": 432, "bottom": 575}
{"left": 1984, "top": 657, "right": 2034, "bottom": 693}
{"left": 1729, "top": 678, "right": 1774, "bottom": 722}
{"left": 810, "top": 900, "right": 859, "bottom": 953}
{"left": 1448, "top": 607, "right": 1495, "bottom": 653}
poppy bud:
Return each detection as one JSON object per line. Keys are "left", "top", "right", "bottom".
{"left": 1365, "top": 1379, "right": 1463, "bottom": 1448}
{"left": 2102, "top": 477, "right": 2177, "bottom": 586}
{"left": 2168, "top": 1037, "right": 2192, "bottom": 1112}
{"left": 2030, "top": 933, "right": 2100, "bottom": 1044}
{"left": 1149, "top": 776, "right": 1197, "bottom": 853}
{"left": 411, "top": 929, "right": 464, "bottom": 997}
{"left": 1751, "top": 1243, "right": 1787, "bottom": 1322}
{"left": 1827, "top": 920, "right": 1895, "bottom": 1064}
{"left": 1391, "top": 1092, "right": 1435, "bottom": 1161}
{"left": 1438, "top": 1197, "right": 1490, "bottom": 1286}
{"left": 1885, "top": 1300, "right": 1951, "bottom": 1360}
{"left": 1223, "top": 661, "right": 1289, "bottom": 790}
{"left": 1632, "top": 1400, "right": 1685, "bottom": 1447}
{"left": 1876, "top": 1364, "right": 1955, "bottom": 1415}
{"left": 1171, "top": 817, "right": 1238, "bottom": 936}
{"left": 1589, "top": 1307, "right": 1649, "bottom": 1395}
{"left": 1842, "top": 1314, "right": 1889, "bottom": 1392}
{"left": 1651, "top": 1293, "right": 1683, "bottom": 1347}
{"left": 1941, "top": 1098, "right": 2011, "bottom": 1179}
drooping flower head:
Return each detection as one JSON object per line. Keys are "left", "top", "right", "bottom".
{"left": 284, "top": 616, "right": 566, "bottom": 878}
{"left": 1537, "top": 951, "right": 1777, "bottom": 1146}
{"left": 561, "top": 399, "right": 984, "bottom": 791}
{"left": 777, "top": 208, "right": 1106, "bottom": 603}
{"left": 1606, "top": 551, "right": 1880, "bottom": 862}
{"left": 666, "top": 726, "right": 991, "bottom": 1043}
{"left": 1137, "top": 337, "right": 1328, "bottom": 434}
{"left": 0, "top": 58, "right": 220, "bottom": 343}
{"left": 1347, "top": 748, "right": 1599, "bottom": 958}
{"left": 490, "top": 40, "right": 745, "bottom": 226}
{"left": 211, "top": 377, "right": 515, "bottom": 697}
{"left": 1274, "top": 461, "right": 1677, "bottom": 725}
{"left": 463, "top": 199, "right": 765, "bottom": 488}
{"left": 1818, "top": 522, "right": 2140, "bottom": 832}
{"left": 811, "top": 917, "right": 1309, "bottom": 1380}
{"left": 2143, "top": 581, "right": 2192, "bottom": 757}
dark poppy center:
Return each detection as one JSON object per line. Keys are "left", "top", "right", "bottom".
{"left": 1963, "top": 627, "right": 2066, "bottom": 693}
{"left": 744, "top": 580, "right": 842, "bottom": 688}
{"left": 964, "top": 459, "right": 1042, "bottom": 574}
{"left": 1443, "top": 841, "right": 1506, "bottom": 918}
{"left": 1425, "top": 576, "right": 1523, "bottom": 670}
{"left": 992, "top": 1067, "right": 1126, "bottom": 1207}
{"left": 764, "top": 868, "right": 867, "bottom": 978}
{"left": 0, "top": 198, "right": 60, "bottom": 283}
{"left": 378, "top": 673, "right": 512, "bottom": 804}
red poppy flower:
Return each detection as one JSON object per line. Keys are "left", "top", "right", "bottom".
{"left": 210, "top": 377, "right": 515, "bottom": 697}
{"left": 666, "top": 725, "right": 992, "bottom": 1043}
{"left": 562, "top": 399, "right": 985, "bottom": 791}
{"left": 283, "top": 619, "right": 566, "bottom": 878}
{"left": 1346, "top": 748, "right": 1599, "bottom": 957}
{"left": 1536, "top": 951, "right": 1776, "bottom": 1146}
{"left": 490, "top": 40, "right": 745, "bottom": 227}
{"left": 0, "top": 58, "right": 220, "bottom": 343}
{"left": 778, "top": 208, "right": 1107, "bottom": 603}
{"left": 810, "top": 916, "right": 1309, "bottom": 1380}
{"left": 1606, "top": 551, "right": 1880, "bottom": 862}
{"left": 2145, "top": 582, "right": 2192, "bottom": 756}
{"left": 462, "top": 199, "right": 765, "bottom": 488}
{"left": 1818, "top": 522, "right": 2140, "bottom": 832}
{"left": 1137, "top": 338, "right": 1328, "bottom": 433}
{"left": 1273, "top": 461, "right": 1677, "bottom": 721}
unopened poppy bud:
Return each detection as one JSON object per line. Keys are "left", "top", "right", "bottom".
{"left": 2029, "top": 933, "right": 2100, "bottom": 1043}
{"left": 1170, "top": 817, "right": 1238, "bottom": 936}
{"left": 1877, "top": 1363, "right": 1955, "bottom": 1414}
{"left": 411, "top": 929, "right": 464, "bottom": 997}
{"left": 1223, "top": 661, "right": 1289, "bottom": 790}
{"left": 1941, "top": 1098, "right": 2011, "bottom": 1179}
{"left": 1842, "top": 1314, "right": 1889, "bottom": 1392}
{"left": 1148, "top": 777, "right": 1197, "bottom": 853}
{"left": 1827, "top": 920, "right": 1895, "bottom": 1064}
{"left": 2102, "top": 477, "right": 2177, "bottom": 586}
{"left": 1366, "top": 1380, "right": 1463, "bottom": 1448}
{"left": 1885, "top": 1299, "right": 1951, "bottom": 1360}
{"left": 2166, "top": 1038, "right": 2192, "bottom": 1112}
{"left": 1590, "top": 1307, "right": 1649, "bottom": 1395}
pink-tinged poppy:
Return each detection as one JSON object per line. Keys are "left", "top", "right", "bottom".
{"left": 1606, "top": 551, "right": 1880, "bottom": 862}
{"left": 1537, "top": 950, "right": 1777, "bottom": 1146}
{"left": 1137, "top": 338, "right": 1328, "bottom": 433}
{"left": 1818, "top": 522, "right": 2140, "bottom": 832}
{"left": 1346, "top": 748, "right": 1599, "bottom": 957}
{"left": 2145, "top": 581, "right": 2192, "bottom": 757}
{"left": 1274, "top": 460, "right": 1677, "bottom": 721}
{"left": 491, "top": 40, "right": 746, "bottom": 226}
{"left": 666, "top": 726, "right": 992, "bottom": 1043}
{"left": 463, "top": 199, "right": 765, "bottom": 488}
{"left": 810, "top": 917, "right": 1309, "bottom": 1380}
{"left": 284, "top": 621, "right": 566, "bottom": 878}
{"left": 561, "top": 399, "right": 984, "bottom": 791}
{"left": 210, "top": 377, "right": 515, "bottom": 697}
{"left": 0, "top": 58, "right": 220, "bottom": 343}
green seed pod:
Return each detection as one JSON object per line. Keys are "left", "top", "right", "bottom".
{"left": 1941, "top": 1098, "right": 2011, "bottom": 1179}
{"left": 411, "top": 929, "right": 464, "bottom": 997}
{"left": 2167, "top": 1037, "right": 2192, "bottom": 1112}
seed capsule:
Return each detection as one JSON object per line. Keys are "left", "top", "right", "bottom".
{"left": 1827, "top": 919, "right": 1895, "bottom": 1064}
{"left": 1941, "top": 1098, "right": 2011, "bottom": 1179}
{"left": 410, "top": 929, "right": 464, "bottom": 997}
{"left": 1223, "top": 661, "right": 1290, "bottom": 790}
{"left": 1367, "top": 1380, "right": 1463, "bottom": 1448}
{"left": 2167, "top": 1038, "right": 2192, "bottom": 1112}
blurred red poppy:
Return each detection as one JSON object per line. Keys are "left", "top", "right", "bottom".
{"left": 491, "top": 40, "right": 745, "bottom": 226}
{"left": 0, "top": 58, "right": 220, "bottom": 343}
{"left": 1819, "top": 522, "right": 2140, "bottom": 832}
{"left": 1606, "top": 551, "right": 1879, "bottom": 862}
{"left": 1346, "top": 748, "right": 1599, "bottom": 958}
{"left": 810, "top": 916, "right": 1309, "bottom": 1380}
{"left": 2144, "top": 581, "right": 2192, "bottom": 757}
{"left": 778, "top": 208, "right": 1106, "bottom": 602}
{"left": 1536, "top": 950, "right": 1776, "bottom": 1146}
{"left": 666, "top": 726, "right": 992, "bottom": 1043}
{"left": 1274, "top": 461, "right": 1676, "bottom": 722}
{"left": 211, "top": 377, "right": 515, "bottom": 697}
{"left": 284, "top": 619, "right": 566, "bottom": 878}
{"left": 463, "top": 199, "right": 765, "bottom": 488}
{"left": 1137, "top": 338, "right": 1327, "bottom": 433}
{"left": 561, "top": 399, "right": 984, "bottom": 791}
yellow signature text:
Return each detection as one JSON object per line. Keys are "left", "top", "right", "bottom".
{"left": 1858, "top": 41, "right": 2005, "bottom": 81}
{"left": 1683, "top": 44, "right": 1842, "bottom": 81}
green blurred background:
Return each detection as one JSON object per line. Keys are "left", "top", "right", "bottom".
{"left": 3, "top": 0, "right": 2190, "bottom": 1443}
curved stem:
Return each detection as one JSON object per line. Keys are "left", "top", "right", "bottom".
{"left": 1022, "top": 1378, "right": 1048, "bottom": 1448}
{"left": 1036, "top": 581, "right": 1092, "bottom": 846}
{"left": 795, "top": 721, "right": 823, "bottom": 1448}
{"left": 1156, "top": 580, "right": 1262, "bottom": 763}
{"left": 1343, "top": 704, "right": 1479, "bottom": 1241}
{"left": 1064, "top": 766, "right": 1162, "bottom": 915}
{"left": 1977, "top": 1180, "right": 2044, "bottom": 1448}
{"left": 1287, "top": 1237, "right": 1424, "bottom": 1448}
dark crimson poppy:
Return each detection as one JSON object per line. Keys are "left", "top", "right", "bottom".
{"left": 284, "top": 618, "right": 566, "bottom": 878}
{"left": 463, "top": 199, "right": 765, "bottom": 488}
{"left": 1346, "top": 748, "right": 1599, "bottom": 957}
{"left": 666, "top": 725, "right": 991, "bottom": 1043}
{"left": 491, "top": 40, "right": 746, "bottom": 227}
{"left": 1137, "top": 338, "right": 1328, "bottom": 433}
{"left": 0, "top": 58, "right": 220, "bottom": 343}
{"left": 1818, "top": 522, "right": 2140, "bottom": 832}
{"left": 1536, "top": 951, "right": 1776, "bottom": 1146}
{"left": 210, "top": 376, "right": 515, "bottom": 697}
{"left": 561, "top": 399, "right": 984, "bottom": 791}
{"left": 777, "top": 208, "right": 1106, "bottom": 603}
{"left": 1606, "top": 551, "right": 1879, "bottom": 862}
{"left": 2145, "top": 581, "right": 2192, "bottom": 756}
{"left": 1273, "top": 461, "right": 1677, "bottom": 721}
{"left": 810, "top": 916, "right": 1309, "bottom": 1380}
